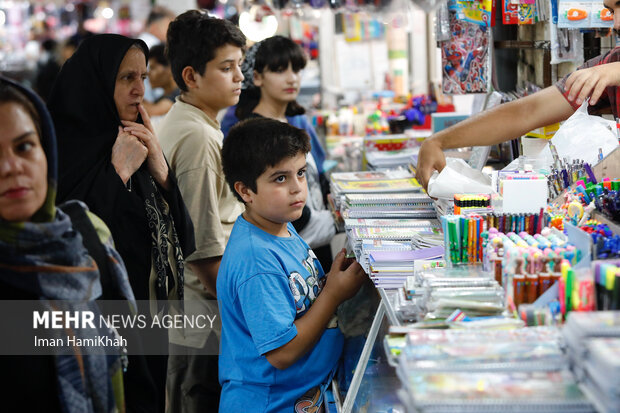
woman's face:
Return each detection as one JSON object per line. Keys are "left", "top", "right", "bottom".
{"left": 254, "top": 62, "right": 301, "bottom": 105}
{"left": 114, "top": 47, "right": 147, "bottom": 121}
{"left": 0, "top": 102, "right": 48, "bottom": 222}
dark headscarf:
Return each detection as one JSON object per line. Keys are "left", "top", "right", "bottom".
{"left": 0, "top": 75, "right": 133, "bottom": 413}
{"left": 48, "top": 34, "right": 195, "bottom": 303}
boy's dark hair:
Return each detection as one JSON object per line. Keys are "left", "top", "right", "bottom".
{"left": 236, "top": 36, "right": 307, "bottom": 120}
{"left": 222, "top": 118, "right": 311, "bottom": 203}
{"left": 149, "top": 43, "right": 168, "bottom": 66}
{"left": 166, "top": 11, "right": 246, "bottom": 92}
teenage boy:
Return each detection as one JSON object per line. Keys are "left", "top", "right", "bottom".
{"left": 156, "top": 10, "right": 246, "bottom": 412}
{"left": 218, "top": 118, "right": 367, "bottom": 412}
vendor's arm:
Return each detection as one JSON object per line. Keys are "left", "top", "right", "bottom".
{"left": 415, "top": 86, "right": 574, "bottom": 189}
{"left": 264, "top": 250, "right": 365, "bottom": 370}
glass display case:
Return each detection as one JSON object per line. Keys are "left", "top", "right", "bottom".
{"left": 337, "top": 289, "right": 406, "bottom": 413}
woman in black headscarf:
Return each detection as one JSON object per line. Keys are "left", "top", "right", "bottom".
{"left": 48, "top": 34, "right": 194, "bottom": 305}
{"left": 47, "top": 34, "right": 195, "bottom": 413}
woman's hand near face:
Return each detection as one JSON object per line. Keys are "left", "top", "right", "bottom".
{"left": 111, "top": 125, "right": 148, "bottom": 185}
{"left": 120, "top": 104, "right": 170, "bottom": 190}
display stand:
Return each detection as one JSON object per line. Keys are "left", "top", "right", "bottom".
{"left": 338, "top": 289, "right": 404, "bottom": 413}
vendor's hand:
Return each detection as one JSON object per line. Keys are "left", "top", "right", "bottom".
{"left": 112, "top": 125, "right": 148, "bottom": 185}
{"left": 415, "top": 138, "right": 446, "bottom": 191}
{"left": 323, "top": 249, "right": 366, "bottom": 304}
{"left": 564, "top": 62, "right": 620, "bottom": 106}
{"left": 121, "top": 104, "right": 170, "bottom": 190}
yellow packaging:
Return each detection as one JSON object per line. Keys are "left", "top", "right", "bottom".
{"left": 525, "top": 122, "right": 560, "bottom": 140}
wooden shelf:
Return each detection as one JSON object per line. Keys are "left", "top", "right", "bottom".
{"left": 593, "top": 146, "right": 620, "bottom": 182}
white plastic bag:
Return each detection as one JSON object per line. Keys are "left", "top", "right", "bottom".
{"left": 427, "top": 158, "right": 493, "bottom": 199}
{"left": 541, "top": 100, "right": 619, "bottom": 166}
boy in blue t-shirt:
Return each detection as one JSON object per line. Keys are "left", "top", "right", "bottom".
{"left": 218, "top": 118, "right": 366, "bottom": 412}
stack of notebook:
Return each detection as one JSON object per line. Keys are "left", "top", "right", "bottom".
{"left": 329, "top": 169, "right": 421, "bottom": 211}
{"left": 344, "top": 218, "right": 444, "bottom": 288}
{"left": 367, "top": 247, "right": 444, "bottom": 289}
{"left": 342, "top": 193, "right": 435, "bottom": 219}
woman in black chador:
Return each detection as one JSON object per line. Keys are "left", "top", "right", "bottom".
{"left": 48, "top": 34, "right": 195, "bottom": 413}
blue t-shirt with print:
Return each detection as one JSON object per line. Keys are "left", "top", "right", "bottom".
{"left": 217, "top": 215, "right": 343, "bottom": 413}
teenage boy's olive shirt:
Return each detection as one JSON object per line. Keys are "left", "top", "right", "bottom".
{"left": 157, "top": 97, "right": 244, "bottom": 348}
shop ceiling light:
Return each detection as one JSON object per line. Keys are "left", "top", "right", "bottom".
{"left": 239, "top": 3, "right": 278, "bottom": 42}
{"left": 101, "top": 7, "right": 114, "bottom": 19}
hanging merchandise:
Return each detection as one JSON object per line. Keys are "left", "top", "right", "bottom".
{"left": 518, "top": 0, "right": 538, "bottom": 24}
{"left": 550, "top": 0, "right": 584, "bottom": 63}
{"left": 454, "top": 0, "right": 496, "bottom": 27}
{"left": 386, "top": 24, "right": 410, "bottom": 97}
{"left": 436, "top": 2, "right": 452, "bottom": 41}
{"left": 343, "top": 12, "right": 363, "bottom": 42}
{"left": 550, "top": 23, "right": 584, "bottom": 64}
{"left": 503, "top": 0, "right": 520, "bottom": 23}
{"left": 410, "top": 0, "right": 448, "bottom": 13}
{"left": 441, "top": 12, "right": 491, "bottom": 94}
{"left": 557, "top": 0, "right": 614, "bottom": 28}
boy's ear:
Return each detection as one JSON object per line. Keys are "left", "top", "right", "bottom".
{"left": 181, "top": 66, "right": 198, "bottom": 89}
{"left": 233, "top": 181, "right": 254, "bottom": 204}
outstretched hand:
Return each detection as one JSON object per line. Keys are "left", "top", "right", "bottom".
{"left": 323, "top": 249, "right": 366, "bottom": 304}
{"left": 564, "top": 61, "right": 620, "bottom": 106}
{"left": 121, "top": 104, "right": 170, "bottom": 190}
{"left": 415, "top": 138, "right": 446, "bottom": 191}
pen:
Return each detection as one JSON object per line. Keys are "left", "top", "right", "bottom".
{"left": 448, "top": 219, "right": 458, "bottom": 264}
{"left": 584, "top": 162, "right": 597, "bottom": 184}
{"left": 461, "top": 217, "right": 467, "bottom": 263}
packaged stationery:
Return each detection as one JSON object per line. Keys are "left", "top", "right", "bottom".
{"left": 399, "top": 370, "right": 593, "bottom": 412}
